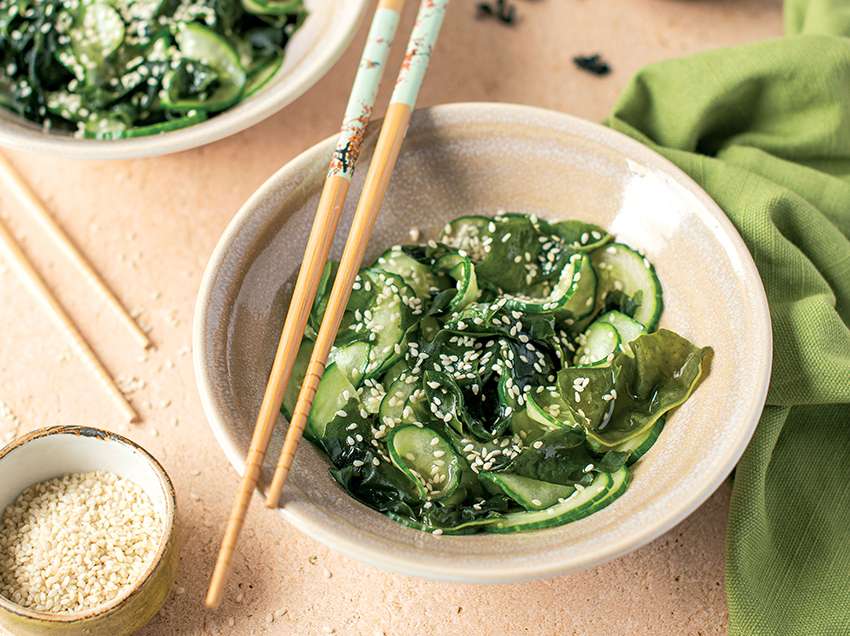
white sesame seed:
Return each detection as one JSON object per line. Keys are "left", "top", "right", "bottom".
{"left": 0, "top": 472, "right": 163, "bottom": 613}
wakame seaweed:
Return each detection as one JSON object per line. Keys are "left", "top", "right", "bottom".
{"left": 282, "top": 212, "right": 712, "bottom": 534}
{"left": 573, "top": 53, "right": 612, "bottom": 76}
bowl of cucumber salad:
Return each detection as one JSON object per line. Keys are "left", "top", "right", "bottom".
{"left": 0, "top": 0, "right": 369, "bottom": 158}
{"left": 195, "top": 103, "right": 772, "bottom": 582}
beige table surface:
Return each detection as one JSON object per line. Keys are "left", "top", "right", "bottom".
{"left": 0, "top": 1, "right": 782, "bottom": 634}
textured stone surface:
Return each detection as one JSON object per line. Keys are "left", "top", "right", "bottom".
{"left": 0, "top": 0, "right": 781, "bottom": 633}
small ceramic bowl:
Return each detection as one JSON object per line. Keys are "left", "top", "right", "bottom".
{"left": 0, "top": 0, "right": 369, "bottom": 160}
{"left": 0, "top": 426, "right": 178, "bottom": 635}
{"left": 194, "top": 103, "right": 772, "bottom": 583}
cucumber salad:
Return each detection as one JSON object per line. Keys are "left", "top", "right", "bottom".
{"left": 287, "top": 213, "right": 713, "bottom": 534}
{"left": 0, "top": 0, "right": 306, "bottom": 138}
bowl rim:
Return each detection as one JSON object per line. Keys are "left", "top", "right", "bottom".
{"left": 0, "top": 0, "right": 370, "bottom": 160}
{"left": 193, "top": 101, "right": 772, "bottom": 583}
{"left": 0, "top": 425, "right": 177, "bottom": 622}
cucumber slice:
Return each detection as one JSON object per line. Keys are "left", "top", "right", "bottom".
{"left": 328, "top": 341, "right": 370, "bottom": 385}
{"left": 597, "top": 310, "right": 645, "bottom": 346}
{"left": 282, "top": 338, "right": 314, "bottom": 420}
{"left": 388, "top": 425, "right": 462, "bottom": 501}
{"left": 82, "top": 111, "right": 209, "bottom": 139}
{"left": 486, "top": 471, "right": 612, "bottom": 533}
{"left": 245, "top": 55, "right": 283, "bottom": 97}
{"left": 510, "top": 407, "right": 558, "bottom": 444}
{"left": 378, "top": 375, "right": 419, "bottom": 428}
{"left": 526, "top": 392, "right": 579, "bottom": 431}
{"left": 386, "top": 512, "right": 499, "bottom": 535}
{"left": 479, "top": 472, "right": 574, "bottom": 511}
{"left": 574, "top": 322, "right": 620, "bottom": 366}
{"left": 361, "top": 270, "right": 416, "bottom": 377}
{"left": 504, "top": 254, "right": 595, "bottom": 317}
{"left": 381, "top": 359, "right": 410, "bottom": 389}
{"left": 618, "top": 418, "right": 665, "bottom": 464}
{"left": 435, "top": 253, "right": 480, "bottom": 312}
{"left": 376, "top": 248, "right": 444, "bottom": 300}
{"left": 591, "top": 243, "right": 663, "bottom": 330}
{"left": 586, "top": 466, "right": 630, "bottom": 514}
{"left": 71, "top": 3, "right": 124, "bottom": 71}
{"left": 242, "top": 0, "right": 306, "bottom": 16}
{"left": 307, "top": 363, "right": 357, "bottom": 439}
{"left": 165, "top": 24, "right": 246, "bottom": 112}
{"left": 359, "top": 379, "right": 385, "bottom": 415}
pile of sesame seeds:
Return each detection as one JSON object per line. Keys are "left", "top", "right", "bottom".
{"left": 0, "top": 471, "right": 163, "bottom": 613}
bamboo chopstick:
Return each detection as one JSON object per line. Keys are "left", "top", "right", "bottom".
{"left": 0, "top": 215, "right": 139, "bottom": 423}
{"left": 265, "top": 0, "right": 449, "bottom": 508}
{"left": 0, "top": 153, "right": 152, "bottom": 350}
{"left": 205, "top": 0, "right": 408, "bottom": 609}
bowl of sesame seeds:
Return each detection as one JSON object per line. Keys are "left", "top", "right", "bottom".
{"left": 194, "top": 103, "right": 770, "bottom": 582}
{"left": 0, "top": 425, "right": 177, "bottom": 635}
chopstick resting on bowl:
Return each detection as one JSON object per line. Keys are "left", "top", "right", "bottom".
{"left": 205, "top": 0, "right": 410, "bottom": 610}
{"left": 264, "top": 0, "right": 449, "bottom": 506}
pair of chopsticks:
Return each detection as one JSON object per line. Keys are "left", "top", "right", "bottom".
{"left": 205, "top": 0, "right": 449, "bottom": 609}
{"left": 0, "top": 154, "right": 147, "bottom": 422}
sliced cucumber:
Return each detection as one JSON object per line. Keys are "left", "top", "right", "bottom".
{"left": 376, "top": 248, "right": 443, "bottom": 300}
{"left": 388, "top": 425, "right": 461, "bottom": 501}
{"left": 327, "top": 341, "right": 370, "bottom": 385}
{"left": 359, "top": 379, "right": 386, "bottom": 415}
{"left": 307, "top": 363, "right": 357, "bottom": 439}
{"left": 574, "top": 322, "right": 620, "bottom": 366}
{"left": 504, "top": 254, "right": 595, "bottom": 317}
{"left": 479, "top": 472, "right": 574, "bottom": 511}
{"left": 82, "top": 111, "right": 208, "bottom": 139}
{"left": 591, "top": 243, "right": 663, "bottom": 330}
{"left": 381, "top": 358, "right": 410, "bottom": 390}
{"left": 586, "top": 466, "right": 630, "bottom": 514}
{"left": 165, "top": 24, "right": 246, "bottom": 112}
{"left": 244, "top": 55, "right": 283, "bottom": 97}
{"left": 378, "top": 374, "right": 419, "bottom": 428}
{"left": 435, "top": 253, "right": 480, "bottom": 312}
{"left": 386, "top": 512, "right": 500, "bottom": 535}
{"left": 510, "top": 407, "right": 558, "bottom": 444}
{"left": 72, "top": 3, "right": 124, "bottom": 71}
{"left": 618, "top": 418, "right": 665, "bottom": 464}
{"left": 242, "top": 0, "right": 306, "bottom": 16}
{"left": 597, "top": 310, "right": 645, "bottom": 347}
{"left": 486, "top": 471, "right": 612, "bottom": 533}
{"left": 526, "top": 392, "right": 580, "bottom": 431}
{"left": 360, "top": 270, "right": 416, "bottom": 377}
{"left": 282, "top": 338, "right": 313, "bottom": 420}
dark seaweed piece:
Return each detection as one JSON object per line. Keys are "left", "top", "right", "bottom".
{"left": 476, "top": 0, "right": 516, "bottom": 25}
{"left": 573, "top": 53, "right": 612, "bottom": 76}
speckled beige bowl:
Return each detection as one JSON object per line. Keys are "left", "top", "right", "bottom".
{"left": 0, "top": 0, "right": 369, "bottom": 160}
{"left": 0, "top": 426, "right": 178, "bottom": 635}
{"left": 194, "top": 103, "right": 771, "bottom": 583}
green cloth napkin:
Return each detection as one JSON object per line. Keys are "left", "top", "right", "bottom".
{"left": 606, "top": 1, "right": 850, "bottom": 634}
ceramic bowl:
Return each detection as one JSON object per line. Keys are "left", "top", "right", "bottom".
{"left": 0, "top": 0, "right": 369, "bottom": 160}
{"left": 193, "top": 103, "right": 772, "bottom": 583}
{"left": 0, "top": 426, "right": 178, "bottom": 635}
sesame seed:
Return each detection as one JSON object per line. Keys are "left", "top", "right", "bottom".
{"left": 0, "top": 472, "right": 163, "bottom": 613}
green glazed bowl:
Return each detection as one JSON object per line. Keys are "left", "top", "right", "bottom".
{"left": 0, "top": 426, "right": 178, "bottom": 636}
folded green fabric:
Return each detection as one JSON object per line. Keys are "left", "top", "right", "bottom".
{"left": 606, "top": 1, "right": 850, "bottom": 634}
